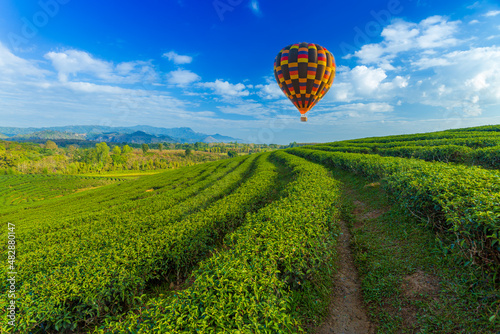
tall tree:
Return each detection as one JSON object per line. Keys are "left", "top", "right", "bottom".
{"left": 122, "top": 145, "right": 133, "bottom": 154}
{"left": 111, "top": 146, "right": 124, "bottom": 165}
{"left": 95, "top": 142, "right": 110, "bottom": 167}
{"left": 45, "top": 140, "right": 58, "bottom": 150}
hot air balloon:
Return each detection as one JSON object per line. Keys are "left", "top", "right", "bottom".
{"left": 274, "top": 43, "right": 336, "bottom": 122}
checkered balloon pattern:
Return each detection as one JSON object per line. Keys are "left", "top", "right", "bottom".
{"left": 274, "top": 43, "right": 336, "bottom": 115}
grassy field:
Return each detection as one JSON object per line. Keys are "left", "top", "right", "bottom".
{"left": 1, "top": 125, "right": 499, "bottom": 333}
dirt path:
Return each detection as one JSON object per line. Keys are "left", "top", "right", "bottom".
{"left": 315, "top": 194, "right": 379, "bottom": 334}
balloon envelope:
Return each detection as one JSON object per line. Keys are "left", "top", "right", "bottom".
{"left": 274, "top": 43, "right": 336, "bottom": 121}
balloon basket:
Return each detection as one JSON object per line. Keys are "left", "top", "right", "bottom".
{"left": 300, "top": 115, "right": 307, "bottom": 122}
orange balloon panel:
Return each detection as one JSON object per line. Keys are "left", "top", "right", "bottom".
{"left": 274, "top": 43, "right": 335, "bottom": 115}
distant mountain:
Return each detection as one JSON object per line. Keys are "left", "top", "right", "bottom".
{"left": 89, "top": 131, "right": 177, "bottom": 144}
{"left": 210, "top": 133, "right": 240, "bottom": 142}
{"left": 0, "top": 133, "right": 7, "bottom": 139}
{"left": 11, "top": 130, "right": 85, "bottom": 141}
{"left": 202, "top": 136, "right": 218, "bottom": 143}
{"left": 0, "top": 125, "right": 243, "bottom": 144}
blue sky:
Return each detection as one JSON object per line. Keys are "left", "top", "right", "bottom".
{"left": 0, "top": 0, "right": 499, "bottom": 144}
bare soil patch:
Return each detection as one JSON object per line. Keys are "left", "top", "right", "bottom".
{"left": 401, "top": 270, "right": 440, "bottom": 299}
{"left": 75, "top": 186, "right": 103, "bottom": 193}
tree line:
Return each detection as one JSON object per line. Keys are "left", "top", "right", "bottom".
{"left": 0, "top": 140, "right": 297, "bottom": 175}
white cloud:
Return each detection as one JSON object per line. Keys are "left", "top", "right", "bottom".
{"left": 332, "top": 102, "right": 394, "bottom": 117}
{"left": 45, "top": 49, "right": 156, "bottom": 83}
{"left": 255, "top": 78, "right": 283, "bottom": 99}
{"left": 354, "top": 16, "right": 460, "bottom": 68}
{"left": 404, "top": 46, "right": 500, "bottom": 116}
{"left": 167, "top": 69, "right": 201, "bottom": 86}
{"left": 466, "top": 72, "right": 490, "bottom": 91}
{"left": 327, "top": 66, "right": 408, "bottom": 103}
{"left": 198, "top": 79, "right": 250, "bottom": 97}
{"left": 380, "top": 20, "right": 420, "bottom": 53}
{"left": 467, "top": 2, "right": 480, "bottom": 9}
{"left": 162, "top": 51, "right": 193, "bottom": 64}
{"left": 345, "top": 102, "right": 393, "bottom": 113}
{"left": 393, "top": 76, "right": 409, "bottom": 88}
{"left": 0, "top": 42, "right": 46, "bottom": 78}
{"left": 218, "top": 102, "right": 268, "bottom": 117}
{"left": 311, "top": 102, "right": 394, "bottom": 124}
{"left": 411, "top": 57, "right": 452, "bottom": 69}
{"left": 249, "top": 0, "right": 262, "bottom": 16}
{"left": 417, "top": 16, "right": 460, "bottom": 49}
{"left": 350, "top": 66, "right": 387, "bottom": 93}
{"left": 485, "top": 10, "right": 500, "bottom": 17}
{"left": 469, "top": 19, "right": 480, "bottom": 24}
{"left": 63, "top": 81, "right": 136, "bottom": 94}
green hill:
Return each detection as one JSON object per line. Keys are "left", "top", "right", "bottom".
{"left": 1, "top": 124, "right": 498, "bottom": 333}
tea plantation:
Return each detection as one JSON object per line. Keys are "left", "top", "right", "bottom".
{"left": 1, "top": 125, "right": 499, "bottom": 333}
